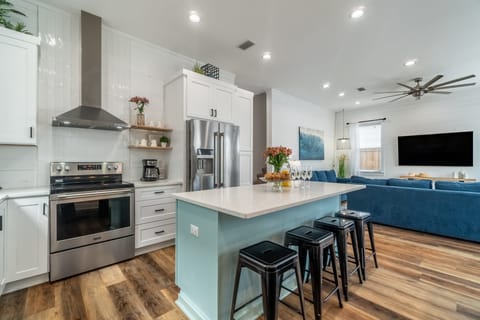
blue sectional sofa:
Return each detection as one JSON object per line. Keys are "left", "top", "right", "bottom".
{"left": 311, "top": 170, "right": 351, "bottom": 201}
{"left": 347, "top": 177, "right": 480, "bottom": 243}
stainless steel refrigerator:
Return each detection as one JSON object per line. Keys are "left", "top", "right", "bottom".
{"left": 187, "top": 119, "right": 240, "bottom": 191}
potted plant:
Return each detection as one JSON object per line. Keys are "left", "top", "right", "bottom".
{"left": 0, "top": 0, "right": 30, "bottom": 34}
{"left": 160, "top": 136, "right": 170, "bottom": 148}
{"left": 129, "top": 96, "right": 149, "bottom": 126}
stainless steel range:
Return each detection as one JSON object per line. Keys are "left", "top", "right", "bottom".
{"left": 49, "top": 162, "right": 134, "bottom": 281}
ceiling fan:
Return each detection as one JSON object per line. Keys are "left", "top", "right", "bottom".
{"left": 374, "top": 74, "right": 476, "bottom": 102}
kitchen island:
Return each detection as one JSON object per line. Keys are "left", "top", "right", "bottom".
{"left": 173, "top": 182, "right": 365, "bottom": 320}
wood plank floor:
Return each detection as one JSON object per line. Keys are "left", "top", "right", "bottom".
{"left": 1, "top": 225, "right": 479, "bottom": 320}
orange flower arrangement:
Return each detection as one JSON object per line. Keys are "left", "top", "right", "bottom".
{"left": 129, "top": 96, "right": 150, "bottom": 114}
{"left": 264, "top": 146, "right": 292, "bottom": 172}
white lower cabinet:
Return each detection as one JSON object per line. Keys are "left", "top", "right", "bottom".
{"left": 6, "top": 197, "right": 48, "bottom": 282}
{"left": 240, "top": 152, "right": 253, "bottom": 186}
{"left": 0, "top": 201, "right": 6, "bottom": 295}
{"left": 135, "top": 184, "right": 181, "bottom": 249}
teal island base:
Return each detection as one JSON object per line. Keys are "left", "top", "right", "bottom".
{"left": 175, "top": 196, "right": 340, "bottom": 320}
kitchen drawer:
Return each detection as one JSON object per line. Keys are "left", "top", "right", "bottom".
{"left": 135, "top": 198, "right": 176, "bottom": 224}
{"left": 135, "top": 219, "right": 176, "bottom": 248}
{"left": 135, "top": 185, "right": 180, "bottom": 201}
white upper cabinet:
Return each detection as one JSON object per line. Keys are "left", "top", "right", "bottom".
{"left": 233, "top": 88, "right": 253, "bottom": 152}
{"left": 183, "top": 70, "right": 234, "bottom": 122}
{"left": 0, "top": 28, "right": 40, "bottom": 145}
{"left": 6, "top": 197, "right": 48, "bottom": 282}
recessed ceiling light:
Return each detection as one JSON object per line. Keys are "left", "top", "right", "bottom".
{"left": 338, "top": 92, "right": 345, "bottom": 97}
{"left": 262, "top": 52, "right": 272, "bottom": 60}
{"left": 189, "top": 11, "right": 200, "bottom": 23}
{"left": 350, "top": 6, "right": 365, "bottom": 19}
{"left": 404, "top": 59, "right": 417, "bottom": 67}
{"left": 355, "top": 101, "right": 360, "bottom": 105}
{"left": 323, "top": 82, "right": 330, "bottom": 89}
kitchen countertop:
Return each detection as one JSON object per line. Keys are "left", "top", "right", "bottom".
{"left": 0, "top": 186, "right": 50, "bottom": 201}
{"left": 131, "top": 179, "right": 183, "bottom": 188}
{"left": 173, "top": 182, "right": 365, "bottom": 219}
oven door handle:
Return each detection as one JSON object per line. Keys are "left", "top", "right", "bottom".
{"left": 50, "top": 188, "right": 133, "bottom": 200}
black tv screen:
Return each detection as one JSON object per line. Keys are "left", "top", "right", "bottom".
{"left": 398, "top": 131, "right": 473, "bottom": 166}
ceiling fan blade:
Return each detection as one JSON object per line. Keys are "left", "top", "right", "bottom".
{"left": 389, "top": 93, "right": 411, "bottom": 102}
{"left": 428, "top": 83, "right": 476, "bottom": 90}
{"left": 421, "top": 75, "right": 443, "bottom": 88}
{"left": 373, "top": 92, "right": 411, "bottom": 100}
{"left": 397, "top": 82, "right": 415, "bottom": 90}
{"left": 429, "top": 74, "right": 476, "bottom": 89}
{"left": 428, "top": 91, "right": 452, "bottom": 94}
{"left": 374, "top": 91, "right": 409, "bottom": 94}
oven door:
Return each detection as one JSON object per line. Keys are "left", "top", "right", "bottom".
{"left": 50, "top": 188, "right": 134, "bottom": 253}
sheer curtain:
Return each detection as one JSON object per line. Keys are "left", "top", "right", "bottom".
{"left": 349, "top": 123, "right": 360, "bottom": 176}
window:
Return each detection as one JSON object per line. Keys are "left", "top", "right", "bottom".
{"left": 358, "top": 123, "right": 382, "bottom": 172}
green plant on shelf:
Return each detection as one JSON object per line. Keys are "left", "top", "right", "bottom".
{"left": 0, "top": 0, "right": 30, "bottom": 34}
{"left": 193, "top": 62, "right": 205, "bottom": 75}
{"left": 160, "top": 136, "right": 170, "bottom": 147}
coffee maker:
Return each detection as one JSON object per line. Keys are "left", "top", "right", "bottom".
{"left": 142, "top": 159, "right": 160, "bottom": 181}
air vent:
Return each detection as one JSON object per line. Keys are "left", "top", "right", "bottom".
{"left": 357, "top": 87, "right": 366, "bottom": 92}
{"left": 238, "top": 40, "right": 255, "bottom": 50}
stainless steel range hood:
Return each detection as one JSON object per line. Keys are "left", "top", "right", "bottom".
{"left": 52, "top": 11, "right": 129, "bottom": 131}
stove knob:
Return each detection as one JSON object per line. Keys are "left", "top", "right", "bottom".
{"left": 113, "top": 165, "right": 119, "bottom": 170}
{"left": 55, "top": 165, "right": 62, "bottom": 172}
{"left": 64, "top": 165, "right": 70, "bottom": 172}
{"left": 107, "top": 165, "right": 113, "bottom": 171}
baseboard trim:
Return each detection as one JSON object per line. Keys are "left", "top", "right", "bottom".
{"left": 135, "top": 239, "right": 175, "bottom": 256}
{"left": 176, "top": 291, "right": 211, "bottom": 320}
{"left": 3, "top": 273, "right": 49, "bottom": 294}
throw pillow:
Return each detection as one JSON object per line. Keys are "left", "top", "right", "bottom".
{"left": 351, "top": 175, "right": 388, "bottom": 185}
{"left": 388, "top": 178, "right": 432, "bottom": 189}
{"left": 325, "top": 170, "right": 337, "bottom": 182}
{"left": 435, "top": 181, "right": 480, "bottom": 192}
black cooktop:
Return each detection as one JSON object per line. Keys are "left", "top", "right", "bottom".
{"left": 50, "top": 174, "right": 134, "bottom": 194}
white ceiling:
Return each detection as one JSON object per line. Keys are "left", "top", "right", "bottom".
{"left": 40, "top": 0, "right": 480, "bottom": 111}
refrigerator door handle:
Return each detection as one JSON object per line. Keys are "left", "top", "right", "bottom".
{"left": 213, "top": 132, "right": 218, "bottom": 188}
{"left": 220, "top": 132, "right": 225, "bottom": 187}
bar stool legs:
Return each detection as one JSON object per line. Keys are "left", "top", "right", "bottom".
{"left": 336, "top": 228, "right": 363, "bottom": 300}
{"left": 367, "top": 221, "right": 379, "bottom": 269}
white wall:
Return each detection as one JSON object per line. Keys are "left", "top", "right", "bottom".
{"left": 337, "top": 89, "right": 480, "bottom": 179}
{"left": 0, "top": 0, "right": 235, "bottom": 188}
{"left": 267, "top": 89, "right": 335, "bottom": 170}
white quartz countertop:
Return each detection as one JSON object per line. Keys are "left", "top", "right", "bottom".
{"left": 131, "top": 180, "right": 183, "bottom": 188}
{"left": 0, "top": 186, "right": 50, "bottom": 201}
{"left": 173, "top": 182, "right": 365, "bottom": 219}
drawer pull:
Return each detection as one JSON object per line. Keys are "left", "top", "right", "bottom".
{"left": 154, "top": 191, "right": 165, "bottom": 194}
{"left": 155, "top": 230, "right": 165, "bottom": 235}
{"left": 155, "top": 208, "right": 165, "bottom": 212}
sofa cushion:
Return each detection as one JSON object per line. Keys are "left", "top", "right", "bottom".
{"left": 351, "top": 175, "right": 388, "bottom": 185}
{"left": 388, "top": 178, "right": 432, "bottom": 189}
{"left": 312, "top": 171, "right": 328, "bottom": 182}
{"left": 325, "top": 170, "right": 337, "bottom": 182}
{"left": 435, "top": 181, "right": 480, "bottom": 193}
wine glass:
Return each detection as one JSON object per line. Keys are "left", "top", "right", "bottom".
{"left": 306, "top": 166, "right": 313, "bottom": 188}
{"left": 300, "top": 167, "right": 308, "bottom": 189}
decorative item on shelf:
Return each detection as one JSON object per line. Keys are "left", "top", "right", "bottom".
{"left": 159, "top": 135, "right": 170, "bottom": 148}
{"left": 201, "top": 63, "right": 220, "bottom": 79}
{"left": 129, "top": 96, "right": 149, "bottom": 126}
{"left": 193, "top": 62, "right": 205, "bottom": 75}
{"left": 264, "top": 146, "right": 292, "bottom": 192}
{"left": 0, "top": 0, "right": 31, "bottom": 34}
{"left": 338, "top": 154, "right": 348, "bottom": 178}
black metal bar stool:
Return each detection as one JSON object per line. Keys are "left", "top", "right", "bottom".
{"left": 284, "top": 226, "right": 343, "bottom": 320}
{"left": 335, "top": 210, "right": 379, "bottom": 280}
{"left": 230, "top": 240, "right": 306, "bottom": 320}
{"left": 313, "top": 216, "right": 363, "bottom": 301}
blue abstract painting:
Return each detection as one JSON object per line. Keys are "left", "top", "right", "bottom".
{"left": 299, "top": 127, "right": 325, "bottom": 160}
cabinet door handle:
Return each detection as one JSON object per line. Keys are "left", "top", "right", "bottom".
{"left": 154, "top": 191, "right": 165, "bottom": 194}
{"left": 43, "top": 203, "right": 47, "bottom": 216}
{"left": 0, "top": 216, "right": 3, "bottom": 231}
{"left": 155, "top": 230, "right": 165, "bottom": 235}
{"left": 30, "top": 126, "right": 33, "bottom": 138}
{"left": 210, "top": 108, "right": 214, "bottom": 117}
{"left": 214, "top": 109, "right": 217, "bottom": 117}
{"left": 155, "top": 208, "right": 165, "bottom": 213}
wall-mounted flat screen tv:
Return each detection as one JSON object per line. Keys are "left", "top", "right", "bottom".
{"left": 398, "top": 131, "right": 473, "bottom": 166}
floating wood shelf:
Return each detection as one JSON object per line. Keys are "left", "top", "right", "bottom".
{"left": 399, "top": 176, "right": 476, "bottom": 182}
{"left": 129, "top": 125, "right": 173, "bottom": 132}
{"left": 128, "top": 145, "right": 172, "bottom": 150}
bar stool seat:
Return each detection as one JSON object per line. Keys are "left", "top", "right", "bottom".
{"left": 335, "top": 210, "right": 379, "bottom": 280}
{"left": 314, "top": 216, "right": 363, "bottom": 301}
{"left": 284, "top": 226, "right": 342, "bottom": 320}
{"left": 231, "top": 240, "right": 306, "bottom": 320}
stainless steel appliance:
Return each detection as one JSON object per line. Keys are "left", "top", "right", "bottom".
{"left": 142, "top": 159, "right": 160, "bottom": 181}
{"left": 49, "top": 162, "right": 134, "bottom": 281}
{"left": 187, "top": 119, "right": 240, "bottom": 191}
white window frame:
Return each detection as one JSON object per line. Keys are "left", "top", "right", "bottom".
{"left": 358, "top": 122, "right": 384, "bottom": 174}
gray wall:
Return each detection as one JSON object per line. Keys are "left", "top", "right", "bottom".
{"left": 252, "top": 93, "right": 267, "bottom": 182}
